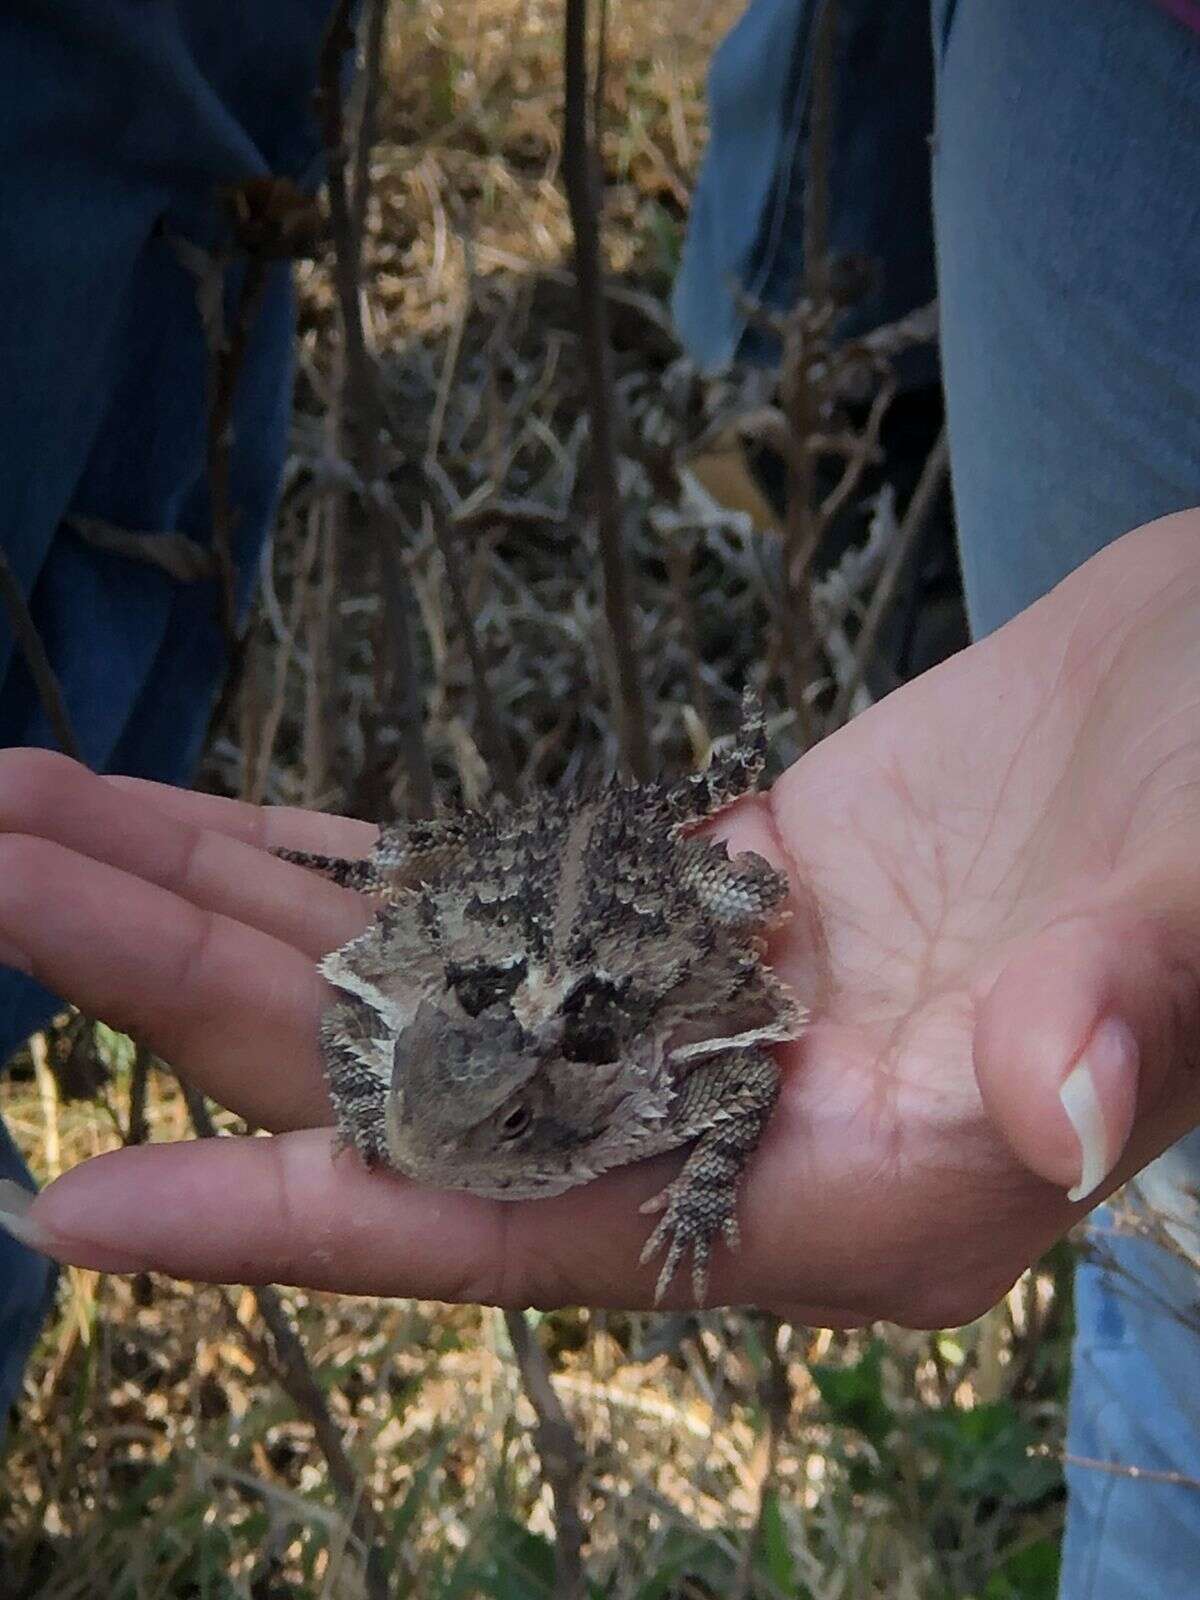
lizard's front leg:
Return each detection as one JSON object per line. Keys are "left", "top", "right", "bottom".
{"left": 639, "top": 1047, "right": 780, "bottom": 1304}
{"left": 319, "top": 1001, "right": 392, "bottom": 1165}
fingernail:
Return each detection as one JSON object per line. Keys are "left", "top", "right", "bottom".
{"left": 0, "top": 936, "right": 32, "bottom": 975}
{"left": 1060, "top": 1018, "right": 1139, "bottom": 1203}
{"left": 0, "top": 1178, "right": 52, "bottom": 1253}
{"left": 0, "top": 1177, "right": 150, "bottom": 1272}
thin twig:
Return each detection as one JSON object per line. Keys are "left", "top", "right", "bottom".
{"left": 126, "top": 1044, "right": 151, "bottom": 1149}
{"left": 303, "top": 352, "right": 347, "bottom": 809}
{"left": 828, "top": 427, "right": 949, "bottom": 727}
{"left": 802, "top": 0, "right": 839, "bottom": 307}
{"left": 592, "top": 0, "right": 610, "bottom": 141}
{"left": 1055, "top": 1449, "right": 1200, "bottom": 1493}
{"left": 731, "top": 1316, "right": 792, "bottom": 1600}
{"left": 245, "top": 514, "right": 323, "bottom": 804}
{"left": 207, "top": 257, "right": 271, "bottom": 648}
{"left": 772, "top": 0, "right": 841, "bottom": 743}
{"left": 777, "top": 310, "right": 823, "bottom": 744}
{"left": 425, "top": 502, "right": 520, "bottom": 801}
{"left": 318, "top": 0, "right": 435, "bottom": 818}
{"left": 664, "top": 536, "right": 711, "bottom": 731}
{"left": 562, "top": 0, "right": 652, "bottom": 781}
{"left": 352, "top": 0, "right": 391, "bottom": 235}
{"left": 504, "top": 1310, "right": 587, "bottom": 1600}
{"left": 0, "top": 548, "right": 82, "bottom": 761}
{"left": 64, "top": 515, "right": 217, "bottom": 582}
{"left": 817, "top": 368, "right": 897, "bottom": 528}
{"left": 182, "top": 1086, "right": 391, "bottom": 1600}
{"left": 847, "top": 299, "right": 939, "bottom": 372}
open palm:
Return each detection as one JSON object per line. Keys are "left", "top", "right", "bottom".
{"left": 5, "top": 514, "right": 1200, "bottom": 1323}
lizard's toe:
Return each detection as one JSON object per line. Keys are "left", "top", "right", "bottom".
{"left": 639, "top": 1175, "right": 725, "bottom": 1304}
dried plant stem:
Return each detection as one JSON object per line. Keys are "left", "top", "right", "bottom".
{"left": 592, "top": 0, "right": 610, "bottom": 137}
{"left": 0, "top": 548, "right": 82, "bottom": 762}
{"left": 731, "top": 1315, "right": 792, "bottom": 1600}
{"left": 562, "top": 0, "right": 652, "bottom": 781}
{"left": 664, "top": 537, "right": 711, "bottom": 730}
{"left": 1058, "top": 1450, "right": 1200, "bottom": 1493}
{"left": 779, "top": 318, "right": 822, "bottom": 746}
{"left": 182, "top": 1085, "right": 391, "bottom": 1600}
{"left": 430, "top": 509, "right": 520, "bottom": 801}
{"left": 207, "top": 258, "right": 271, "bottom": 649}
{"left": 318, "top": 0, "right": 435, "bottom": 818}
{"left": 818, "top": 368, "right": 897, "bottom": 529}
{"left": 303, "top": 355, "right": 347, "bottom": 809}
{"left": 504, "top": 1310, "right": 588, "bottom": 1600}
{"left": 126, "top": 1043, "right": 151, "bottom": 1149}
{"left": 65, "top": 514, "right": 216, "bottom": 582}
{"left": 252, "top": 1288, "right": 391, "bottom": 1600}
{"left": 30, "top": 1034, "right": 61, "bottom": 1182}
{"left": 246, "top": 512, "right": 323, "bottom": 804}
{"left": 352, "top": 0, "right": 391, "bottom": 234}
{"left": 828, "top": 426, "right": 949, "bottom": 727}
{"left": 776, "top": 0, "right": 840, "bottom": 744}
{"left": 802, "top": 0, "right": 840, "bottom": 306}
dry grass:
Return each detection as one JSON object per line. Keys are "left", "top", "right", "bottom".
{"left": 2, "top": 2, "right": 1071, "bottom": 1595}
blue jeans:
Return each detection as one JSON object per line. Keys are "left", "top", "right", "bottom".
{"left": 0, "top": 2, "right": 336, "bottom": 1441}
{"left": 677, "top": 0, "right": 1200, "bottom": 1592}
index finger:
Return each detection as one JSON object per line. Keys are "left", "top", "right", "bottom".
{"left": 0, "top": 750, "right": 371, "bottom": 962}
{"left": 107, "top": 774, "right": 378, "bottom": 859}
{"left": 7, "top": 1057, "right": 877, "bottom": 1314}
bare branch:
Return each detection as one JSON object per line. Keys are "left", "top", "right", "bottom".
{"left": 802, "top": 0, "right": 840, "bottom": 307}
{"left": 352, "top": 0, "right": 392, "bottom": 235}
{"left": 423, "top": 493, "right": 520, "bottom": 802}
{"left": 1056, "top": 1449, "right": 1200, "bottom": 1493}
{"left": 504, "top": 1310, "right": 587, "bottom": 1600}
{"left": 317, "top": 0, "right": 436, "bottom": 818}
{"left": 65, "top": 515, "right": 218, "bottom": 583}
{"left": 848, "top": 299, "right": 939, "bottom": 371}
{"left": 562, "top": 0, "right": 652, "bottom": 781}
{"left": 817, "top": 366, "right": 897, "bottom": 528}
{"left": 731, "top": 1315, "right": 792, "bottom": 1600}
{"left": 0, "top": 547, "right": 82, "bottom": 762}
{"left": 183, "top": 1084, "right": 391, "bottom": 1600}
{"left": 828, "top": 427, "right": 949, "bottom": 727}
{"left": 126, "top": 1043, "right": 151, "bottom": 1149}
{"left": 207, "top": 257, "right": 271, "bottom": 649}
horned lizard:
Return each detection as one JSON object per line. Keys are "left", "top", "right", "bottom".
{"left": 277, "top": 697, "right": 805, "bottom": 1303}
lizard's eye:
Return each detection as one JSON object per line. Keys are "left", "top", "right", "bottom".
{"left": 499, "top": 1103, "right": 532, "bottom": 1140}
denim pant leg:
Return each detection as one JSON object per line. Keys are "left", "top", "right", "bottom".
{"left": 0, "top": 1118, "right": 55, "bottom": 1451}
{"left": 1061, "top": 1143, "right": 1200, "bottom": 1598}
{"left": 0, "top": 1, "right": 339, "bottom": 1436}
{"left": 932, "top": 2, "right": 1200, "bottom": 1593}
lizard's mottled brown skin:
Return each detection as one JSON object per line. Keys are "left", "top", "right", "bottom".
{"left": 277, "top": 697, "right": 805, "bottom": 1303}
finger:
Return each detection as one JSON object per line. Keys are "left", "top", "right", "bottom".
{"left": 6, "top": 1129, "right": 745, "bottom": 1305}
{"left": 0, "top": 835, "right": 331, "bottom": 1128}
{"left": 972, "top": 907, "right": 1200, "bottom": 1204}
{"left": 107, "top": 771, "right": 378, "bottom": 859}
{"left": 0, "top": 749, "right": 371, "bottom": 961}
{"left": 765, "top": 1303, "right": 873, "bottom": 1328}
{"left": 0, "top": 1056, "right": 970, "bottom": 1314}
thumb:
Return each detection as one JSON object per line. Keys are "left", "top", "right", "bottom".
{"left": 972, "top": 911, "right": 1192, "bottom": 1203}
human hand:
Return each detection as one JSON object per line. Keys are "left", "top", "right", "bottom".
{"left": 3, "top": 510, "right": 1200, "bottom": 1325}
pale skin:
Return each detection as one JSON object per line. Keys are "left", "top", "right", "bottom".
{"left": 3, "top": 510, "right": 1200, "bottom": 1325}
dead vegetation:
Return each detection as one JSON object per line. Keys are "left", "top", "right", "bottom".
{"left": 1, "top": 1, "right": 1072, "bottom": 1595}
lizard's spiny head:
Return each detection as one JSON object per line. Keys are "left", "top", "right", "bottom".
{"left": 383, "top": 976, "right": 658, "bottom": 1200}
